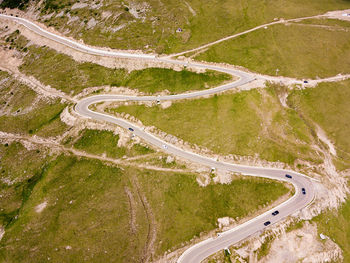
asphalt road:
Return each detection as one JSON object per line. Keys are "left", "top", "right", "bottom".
{"left": 1, "top": 14, "right": 316, "bottom": 263}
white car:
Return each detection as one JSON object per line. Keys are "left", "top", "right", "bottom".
{"left": 162, "top": 144, "right": 168, "bottom": 149}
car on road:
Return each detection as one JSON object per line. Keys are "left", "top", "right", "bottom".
{"left": 264, "top": 221, "right": 271, "bottom": 226}
{"left": 162, "top": 144, "right": 168, "bottom": 149}
{"left": 303, "top": 80, "right": 308, "bottom": 83}
{"left": 272, "top": 210, "right": 279, "bottom": 216}
{"left": 285, "top": 174, "right": 292, "bottom": 179}
{"left": 302, "top": 188, "right": 306, "bottom": 195}
{"left": 128, "top": 127, "right": 134, "bottom": 131}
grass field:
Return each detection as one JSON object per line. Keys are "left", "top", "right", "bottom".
{"left": 30, "top": 0, "right": 350, "bottom": 53}
{"left": 134, "top": 169, "right": 290, "bottom": 254}
{"left": 0, "top": 142, "right": 50, "bottom": 227}
{"left": 19, "top": 45, "right": 231, "bottom": 95}
{"left": 195, "top": 18, "right": 350, "bottom": 79}
{"left": 0, "top": 71, "right": 37, "bottom": 114}
{"left": 0, "top": 71, "right": 69, "bottom": 137}
{"left": 0, "top": 142, "right": 290, "bottom": 261}
{"left": 313, "top": 196, "right": 350, "bottom": 263}
{"left": 288, "top": 80, "right": 350, "bottom": 170}
{"left": 0, "top": 98, "right": 68, "bottom": 137}
{"left": 108, "top": 86, "right": 321, "bottom": 165}
{"left": 72, "top": 129, "right": 153, "bottom": 158}
{"left": 0, "top": 154, "right": 149, "bottom": 263}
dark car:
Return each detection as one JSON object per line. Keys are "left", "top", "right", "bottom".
{"left": 303, "top": 80, "right": 308, "bottom": 83}
{"left": 128, "top": 127, "right": 134, "bottom": 131}
{"left": 272, "top": 210, "right": 279, "bottom": 216}
{"left": 285, "top": 174, "right": 292, "bottom": 179}
{"left": 264, "top": 221, "right": 271, "bottom": 226}
{"left": 302, "top": 188, "right": 306, "bottom": 195}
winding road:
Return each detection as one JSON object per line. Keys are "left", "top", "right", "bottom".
{"left": 0, "top": 14, "right": 316, "bottom": 263}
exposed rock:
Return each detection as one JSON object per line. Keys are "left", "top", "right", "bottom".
{"left": 166, "top": 155, "right": 174, "bottom": 164}
{"left": 71, "top": 3, "right": 88, "bottom": 10}
{"left": 86, "top": 18, "right": 97, "bottom": 29}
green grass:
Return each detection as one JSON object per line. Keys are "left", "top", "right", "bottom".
{"left": 256, "top": 235, "right": 274, "bottom": 260}
{"left": 0, "top": 98, "right": 68, "bottom": 137}
{"left": 0, "top": 143, "right": 290, "bottom": 261}
{"left": 19, "top": 45, "right": 231, "bottom": 95}
{"left": 0, "top": 70, "right": 37, "bottom": 114}
{"left": 108, "top": 86, "right": 321, "bottom": 165}
{"left": 73, "top": 129, "right": 154, "bottom": 158}
{"left": 0, "top": 142, "right": 50, "bottom": 227}
{"left": 0, "top": 155, "right": 149, "bottom": 263}
{"left": 2, "top": 29, "right": 29, "bottom": 52}
{"left": 119, "top": 67, "right": 231, "bottom": 94}
{"left": 0, "top": 70, "right": 69, "bottom": 137}
{"left": 195, "top": 19, "right": 350, "bottom": 79}
{"left": 37, "top": 0, "right": 350, "bottom": 53}
{"left": 286, "top": 220, "right": 304, "bottom": 233}
{"left": 288, "top": 80, "right": 350, "bottom": 170}
{"left": 137, "top": 170, "right": 289, "bottom": 254}
{"left": 313, "top": 196, "right": 350, "bottom": 263}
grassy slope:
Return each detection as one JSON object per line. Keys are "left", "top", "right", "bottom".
{"left": 288, "top": 79, "right": 350, "bottom": 170}
{"left": 72, "top": 129, "right": 153, "bottom": 158}
{"left": 195, "top": 19, "right": 350, "bottom": 79}
{"left": 0, "top": 143, "right": 290, "bottom": 261}
{"left": 0, "top": 71, "right": 68, "bottom": 137}
{"left": 34, "top": 0, "right": 350, "bottom": 53}
{"left": 0, "top": 142, "right": 50, "bottom": 227}
{"left": 313, "top": 196, "right": 350, "bottom": 263}
{"left": 19, "top": 46, "right": 231, "bottom": 95}
{"left": 0, "top": 155, "right": 148, "bottom": 263}
{"left": 0, "top": 70, "right": 36, "bottom": 114}
{"left": 109, "top": 86, "right": 320, "bottom": 165}
{"left": 137, "top": 171, "right": 289, "bottom": 254}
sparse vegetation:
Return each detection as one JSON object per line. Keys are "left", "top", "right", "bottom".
{"left": 133, "top": 154, "right": 186, "bottom": 169}
{"left": 286, "top": 220, "right": 304, "bottom": 233}
{"left": 2, "top": 30, "right": 29, "bottom": 52}
{"left": 256, "top": 235, "right": 275, "bottom": 260}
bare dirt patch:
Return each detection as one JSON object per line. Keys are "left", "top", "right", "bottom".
{"left": 35, "top": 201, "right": 48, "bottom": 213}
{"left": 124, "top": 187, "right": 137, "bottom": 234}
{"left": 262, "top": 221, "right": 342, "bottom": 263}
{"left": 325, "top": 9, "right": 350, "bottom": 22}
